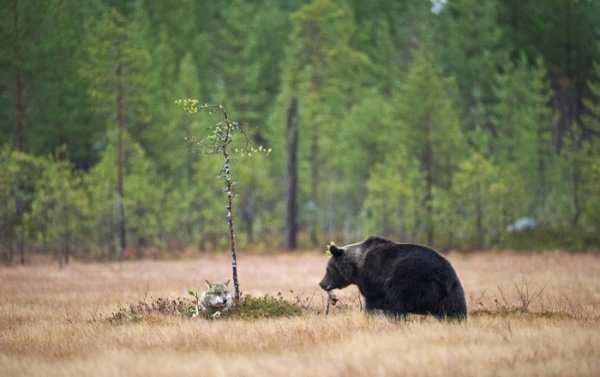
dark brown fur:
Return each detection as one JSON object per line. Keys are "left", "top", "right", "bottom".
{"left": 319, "top": 236, "right": 467, "bottom": 320}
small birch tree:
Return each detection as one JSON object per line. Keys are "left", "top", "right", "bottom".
{"left": 176, "top": 99, "right": 269, "bottom": 303}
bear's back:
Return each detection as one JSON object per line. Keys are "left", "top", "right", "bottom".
{"left": 363, "top": 241, "right": 447, "bottom": 265}
{"left": 362, "top": 241, "right": 458, "bottom": 283}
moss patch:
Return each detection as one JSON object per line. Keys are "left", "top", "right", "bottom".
{"left": 227, "top": 294, "right": 303, "bottom": 319}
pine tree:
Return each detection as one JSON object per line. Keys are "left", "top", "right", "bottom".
{"left": 363, "top": 156, "right": 420, "bottom": 241}
{"left": 440, "top": 0, "right": 506, "bottom": 115}
{"left": 337, "top": 91, "right": 395, "bottom": 222}
{"left": 281, "top": 0, "right": 371, "bottom": 244}
{"left": 452, "top": 152, "right": 502, "bottom": 248}
{"left": 28, "top": 153, "right": 88, "bottom": 267}
{"left": 394, "top": 46, "right": 464, "bottom": 245}
{"left": 85, "top": 134, "right": 162, "bottom": 256}
{"left": 0, "top": 147, "right": 44, "bottom": 264}
{"left": 491, "top": 56, "right": 554, "bottom": 220}
{"left": 579, "top": 58, "right": 600, "bottom": 228}
{"left": 0, "top": 0, "right": 51, "bottom": 152}
{"left": 80, "top": 7, "right": 152, "bottom": 257}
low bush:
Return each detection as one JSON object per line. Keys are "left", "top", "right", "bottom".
{"left": 228, "top": 294, "right": 303, "bottom": 319}
{"left": 107, "top": 293, "right": 303, "bottom": 324}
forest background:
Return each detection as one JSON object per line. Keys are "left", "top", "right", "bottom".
{"left": 2, "top": 0, "right": 600, "bottom": 265}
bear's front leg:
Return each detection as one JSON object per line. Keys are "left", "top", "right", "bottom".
{"left": 364, "top": 295, "right": 387, "bottom": 312}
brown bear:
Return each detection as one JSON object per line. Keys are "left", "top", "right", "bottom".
{"left": 319, "top": 236, "right": 467, "bottom": 320}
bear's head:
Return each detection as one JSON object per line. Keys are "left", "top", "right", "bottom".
{"left": 319, "top": 243, "right": 354, "bottom": 291}
{"left": 319, "top": 236, "right": 390, "bottom": 291}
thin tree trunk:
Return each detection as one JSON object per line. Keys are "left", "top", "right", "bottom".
{"left": 571, "top": 161, "right": 581, "bottom": 227}
{"left": 13, "top": 0, "right": 26, "bottom": 152}
{"left": 13, "top": 0, "right": 26, "bottom": 265}
{"left": 2, "top": 197, "right": 14, "bottom": 264}
{"left": 65, "top": 205, "right": 70, "bottom": 266}
{"left": 476, "top": 180, "right": 484, "bottom": 248}
{"left": 423, "top": 112, "right": 434, "bottom": 245}
{"left": 286, "top": 97, "right": 299, "bottom": 250}
{"left": 15, "top": 71, "right": 25, "bottom": 151}
{"left": 221, "top": 109, "right": 241, "bottom": 302}
{"left": 310, "top": 130, "right": 319, "bottom": 245}
{"left": 18, "top": 226, "right": 25, "bottom": 265}
{"left": 307, "top": 25, "right": 321, "bottom": 247}
{"left": 242, "top": 189, "right": 255, "bottom": 244}
{"left": 116, "top": 62, "right": 127, "bottom": 258}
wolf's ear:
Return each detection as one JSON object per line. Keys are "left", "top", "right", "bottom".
{"left": 329, "top": 244, "right": 344, "bottom": 258}
{"left": 205, "top": 280, "right": 213, "bottom": 288}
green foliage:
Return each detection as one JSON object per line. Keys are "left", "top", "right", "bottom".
{"left": 227, "top": 295, "right": 303, "bottom": 320}
{"left": 450, "top": 152, "right": 505, "bottom": 246}
{"left": 363, "top": 158, "right": 420, "bottom": 240}
{"left": 395, "top": 46, "right": 465, "bottom": 189}
{"left": 27, "top": 153, "right": 88, "bottom": 264}
{"left": 391, "top": 45, "right": 464, "bottom": 243}
{"left": 2, "top": 0, "right": 600, "bottom": 256}
{"left": 79, "top": 7, "right": 152, "bottom": 143}
{"left": 440, "top": 0, "right": 506, "bottom": 112}
{"left": 491, "top": 56, "right": 557, "bottom": 220}
{"left": 85, "top": 133, "right": 163, "bottom": 255}
{"left": 0, "top": 147, "right": 45, "bottom": 263}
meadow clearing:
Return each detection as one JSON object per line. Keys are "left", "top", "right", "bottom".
{"left": 1, "top": 251, "right": 599, "bottom": 377}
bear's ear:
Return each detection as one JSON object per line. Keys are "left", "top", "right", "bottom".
{"left": 329, "top": 244, "right": 344, "bottom": 258}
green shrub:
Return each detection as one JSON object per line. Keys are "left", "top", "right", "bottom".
{"left": 504, "top": 227, "right": 600, "bottom": 252}
{"left": 107, "top": 293, "right": 303, "bottom": 324}
{"left": 228, "top": 294, "right": 303, "bottom": 319}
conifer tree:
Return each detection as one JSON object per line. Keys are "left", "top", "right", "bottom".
{"left": 491, "top": 56, "right": 554, "bottom": 219}
{"left": 28, "top": 154, "right": 88, "bottom": 267}
{"left": 282, "top": 0, "right": 370, "bottom": 244}
{"left": 441, "top": 0, "right": 506, "bottom": 117}
{"left": 80, "top": 8, "right": 152, "bottom": 257}
{"left": 394, "top": 46, "right": 464, "bottom": 245}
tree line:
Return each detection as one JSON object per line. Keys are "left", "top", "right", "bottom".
{"left": 1, "top": 0, "right": 600, "bottom": 264}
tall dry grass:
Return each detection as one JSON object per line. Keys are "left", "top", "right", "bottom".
{"left": 1, "top": 251, "right": 599, "bottom": 376}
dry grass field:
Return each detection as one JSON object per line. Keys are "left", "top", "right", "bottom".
{"left": 1, "top": 251, "right": 600, "bottom": 377}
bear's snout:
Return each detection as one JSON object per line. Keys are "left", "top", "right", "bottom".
{"left": 319, "top": 279, "right": 331, "bottom": 291}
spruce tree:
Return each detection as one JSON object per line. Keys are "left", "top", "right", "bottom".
{"left": 394, "top": 46, "right": 464, "bottom": 245}
{"left": 281, "top": 0, "right": 370, "bottom": 244}
{"left": 491, "top": 56, "right": 554, "bottom": 220}
{"left": 80, "top": 8, "right": 152, "bottom": 258}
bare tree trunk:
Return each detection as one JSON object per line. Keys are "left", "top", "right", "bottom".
{"left": 221, "top": 109, "right": 241, "bottom": 302}
{"left": 2, "top": 197, "right": 14, "bottom": 264}
{"left": 571, "top": 162, "right": 581, "bottom": 227}
{"left": 18, "top": 226, "right": 25, "bottom": 265}
{"left": 12, "top": 0, "right": 26, "bottom": 265}
{"left": 15, "top": 71, "right": 25, "bottom": 151}
{"left": 13, "top": 0, "right": 26, "bottom": 152}
{"left": 65, "top": 206, "right": 70, "bottom": 266}
{"left": 242, "top": 189, "right": 255, "bottom": 244}
{"left": 310, "top": 130, "right": 319, "bottom": 245}
{"left": 422, "top": 112, "right": 434, "bottom": 246}
{"left": 116, "top": 62, "right": 127, "bottom": 258}
{"left": 475, "top": 180, "right": 484, "bottom": 248}
{"left": 286, "top": 97, "right": 299, "bottom": 250}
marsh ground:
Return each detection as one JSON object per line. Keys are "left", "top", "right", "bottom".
{"left": 1, "top": 251, "right": 599, "bottom": 377}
